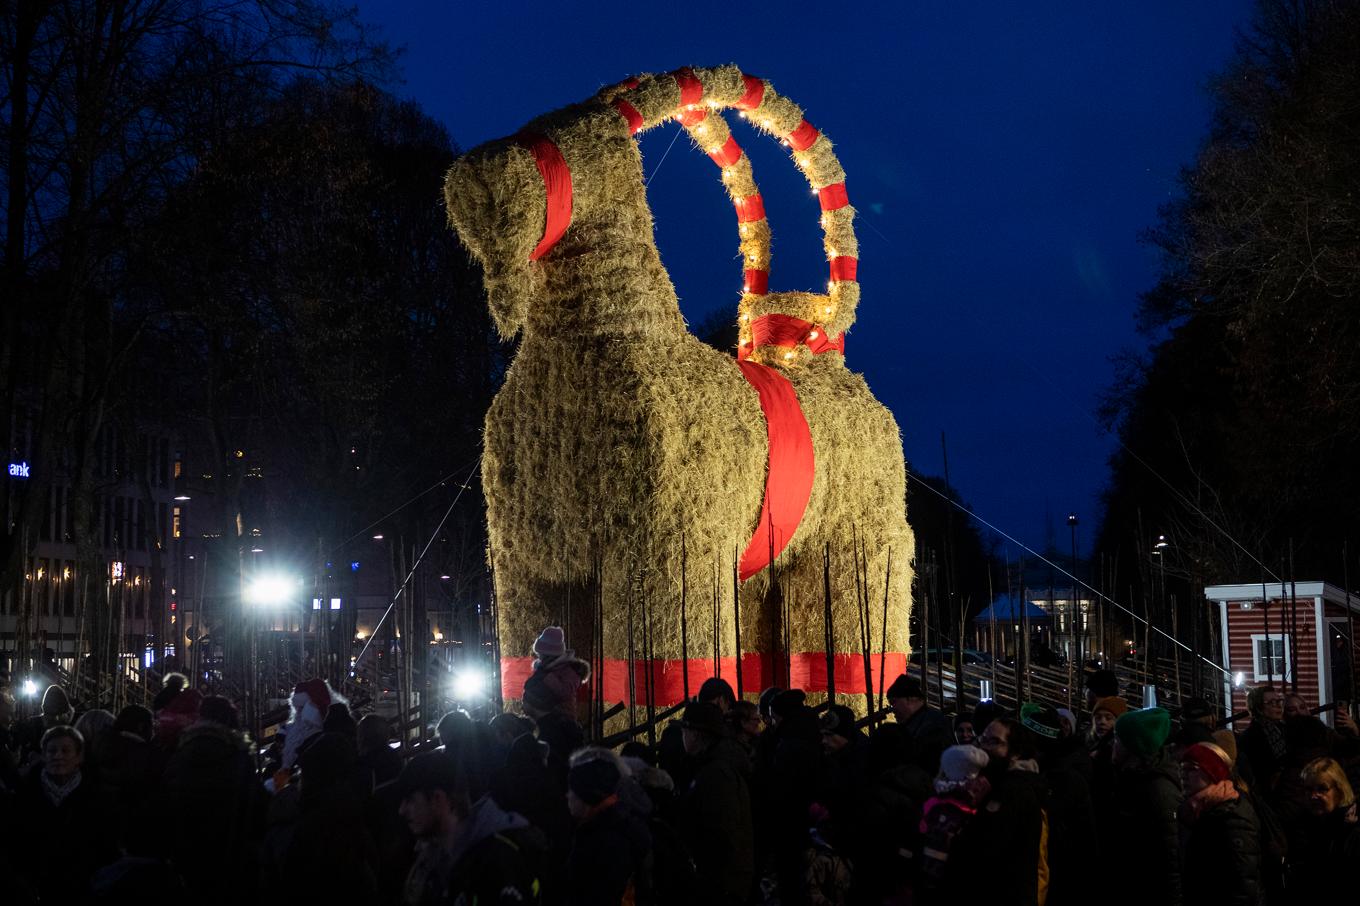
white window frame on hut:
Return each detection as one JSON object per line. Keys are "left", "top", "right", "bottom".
{"left": 1250, "top": 633, "right": 1291, "bottom": 683}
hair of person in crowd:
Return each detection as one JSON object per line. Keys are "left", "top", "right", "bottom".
{"left": 698, "top": 677, "right": 737, "bottom": 711}
{"left": 199, "top": 695, "right": 242, "bottom": 730}
{"left": 40, "top": 684, "right": 74, "bottom": 722}
{"left": 74, "top": 708, "right": 114, "bottom": 745}
{"left": 358, "top": 713, "right": 394, "bottom": 751}
{"left": 566, "top": 746, "right": 628, "bottom": 819}
{"left": 112, "top": 705, "right": 154, "bottom": 741}
{"left": 1299, "top": 756, "right": 1355, "bottom": 812}
{"left": 42, "top": 723, "right": 85, "bottom": 754}
{"left": 1246, "top": 685, "right": 1284, "bottom": 718}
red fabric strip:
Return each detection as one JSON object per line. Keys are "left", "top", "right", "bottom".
{"left": 750, "top": 313, "right": 845, "bottom": 356}
{"left": 733, "top": 194, "right": 766, "bottom": 224}
{"left": 788, "top": 119, "right": 820, "bottom": 151}
{"left": 818, "top": 182, "right": 850, "bottom": 211}
{"left": 677, "top": 106, "right": 707, "bottom": 127}
{"left": 736, "top": 360, "right": 815, "bottom": 580}
{"left": 737, "top": 341, "right": 752, "bottom": 361}
{"left": 673, "top": 68, "right": 703, "bottom": 108}
{"left": 708, "top": 135, "right": 742, "bottom": 168}
{"left": 613, "top": 99, "right": 643, "bottom": 135}
{"left": 743, "top": 269, "right": 769, "bottom": 295}
{"left": 514, "top": 132, "right": 573, "bottom": 261}
{"left": 828, "top": 256, "right": 858, "bottom": 282}
{"left": 500, "top": 651, "right": 908, "bottom": 705}
{"left": 736, "top": 74, "right": 766, "bottom": 110}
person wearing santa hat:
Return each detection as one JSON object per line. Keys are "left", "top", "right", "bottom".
{"left": 280, "top": 678, "right": 344, "bottom": 779}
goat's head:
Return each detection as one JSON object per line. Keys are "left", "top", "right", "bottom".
{"left": 445, "top": 66, "right": 862, "bottom": 352}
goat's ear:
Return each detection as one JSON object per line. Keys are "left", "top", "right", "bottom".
{"left": 444, "top": 142, "right": 544, "bottom": 337}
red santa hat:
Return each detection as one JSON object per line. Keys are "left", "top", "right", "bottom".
{"left": 294, "top": 678, "right": 331, "bottom": 713}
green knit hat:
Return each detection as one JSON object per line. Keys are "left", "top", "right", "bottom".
{"left": 1114, "top": 707, "right": 1171, "bottom": 758}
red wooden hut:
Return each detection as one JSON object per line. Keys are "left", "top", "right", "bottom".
{"left": 1205, "top": 581, "right": 1360, "bottom": 726}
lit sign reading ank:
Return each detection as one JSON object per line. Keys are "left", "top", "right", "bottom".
{"left": 8, "top": 461, "right": 30, "bottom": 479}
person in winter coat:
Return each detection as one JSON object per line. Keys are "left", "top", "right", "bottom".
{"left": 565, "top": 748, "right": 653, "bottom": 905}
{"left": 1177, "top": 742, "right": 1262, "bottom": 906}
{"left": 1285, "top": 756, "right": 1360, "bottom": 900}
{"left": 1240, "top": 687, "right": 1287, "bottom": 796}
{"left": 155, "top": 684, "right": 205, "bottom": 752}
{"left": 1021, "top": 702, "right": 1098, "bottom": 906}
{"left": 848, "top": 722, "right": 931, "bottom": 905}
{"left": 278, "top": 677, "right": 342, "bottom": 778}
{"left": 885, "top": 674, "right": 953, "bottom": 774}
{"left": 156, "top": 696, "right": 268, "bottom": 906}
{"left": 948, "top": 718, "right": 1049, "bottom": 906}
{"left": 398, "top": 751, "right": 545, "bottom": 906}
{"left": 12, "top": 683, "right": 74, "bottom": 769}
{"left": 1110, "top": 707, "right": 1182, "bottom": 906}
{"left": 524, "top": 626, "right": 590, "bottom": 716}
{"left": 357, "top": 714, "right": 402, "bottom": 790}
{"left": 283, "top": 731, "right": 380, "bottom": 905}
{"left": 916, "top": 743, "right": 990, "bottom": 903}
{"left": 12, "top": 725, "right": 117, "bottom": 903}
{"left": 678, "top": 701, "right": 756, "bottom": 905}
{"left": 491, "top": 732, "right": 574, "bottom": 898}
{"left": 97, "top": 704, "right": 162, "bottom": 849}
{"left": 820, "top": 704, "right": 869, "bottom": 813}
{"left": 1088, "top": 695, "right": 1126, "bottom": 853}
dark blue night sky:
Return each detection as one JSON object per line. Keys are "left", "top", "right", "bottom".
{"left": 355, "top": 1, "right": 1256, "bottom": 556}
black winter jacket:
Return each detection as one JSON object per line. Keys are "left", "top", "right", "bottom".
{"left": 567, "top": 801, "right": 652, "bottom": 906}
{"left": 1111, "top": 754, "right": 1183, "bottom": 906}
{"left": 1181, "top": 792, "right": 1263, "bottom": 906}
{"left": 681, "top": 737, "right": 756, "bottom": 904}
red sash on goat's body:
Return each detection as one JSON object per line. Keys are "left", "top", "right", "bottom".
{"left": 735, "top": 360, "right": 815, "bottom": 580}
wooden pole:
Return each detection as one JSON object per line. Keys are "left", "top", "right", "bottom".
{"left": 878, "top": 550, "right": 892, "bottom": 712}
{"left": 733, "top": 549, "right": 743, "bottom": 699}
{"left": 680, "top": 534, "right": 689, "bottom": 700}
{"left": 823, "top": 543, "right": 835, "bottom": 704}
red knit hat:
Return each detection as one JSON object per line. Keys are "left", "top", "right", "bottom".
{"left": 1181, "top": 742, "right": 1233, "bottom": 784}
{"left": 294, "top": 678, "right": 331, "bottom": 713}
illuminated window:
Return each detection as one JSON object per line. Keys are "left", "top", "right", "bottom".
{"left": 172, "top": 506, "right": 182, "bottom": 538}
{"left": 330, "top": 597, "right": 342, "bottom": 611}
{"left": 312, "top": 598, "right": 322, "bottom": 610}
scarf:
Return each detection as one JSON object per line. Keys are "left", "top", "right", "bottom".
{"left": 42, "top": 770, "right": 82, "bottom": 807}
{"left": 1181, "top": 778, "right": 1239, "bottom": 824}
{"left": 1258, "top": 718, "right": 1287, "bottom": 760}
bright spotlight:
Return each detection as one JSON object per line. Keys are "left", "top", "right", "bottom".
{"left": 245, "top": 573, "right": 300, "bottom": 606}
{"left": 1233, "top": 671, "right": 1245, "bottom": 688}
{"left": 452, "top": 669, "right": 486, "bottom": 701}
{"left": 22, "top": 679, "right": 39, "bottom": 696}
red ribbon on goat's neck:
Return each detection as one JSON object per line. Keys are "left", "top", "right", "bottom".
{"left": 514, "top": 132, "right": 573, "bottom": 261}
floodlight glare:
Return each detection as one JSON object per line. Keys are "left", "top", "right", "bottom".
{"left": 245, "top": 573, "right": 301, "bottom": 606}
{"left": 452, "top": 669, "right": 486, "bottom": 701}
{"left": 22, "top": 679, "right": 39, "bottom": 696}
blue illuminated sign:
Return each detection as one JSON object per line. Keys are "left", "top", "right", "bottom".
{"left": 8, "top": 461, "right": 30, "bottom": 479}
{"left": 350, "top": 561, "right": 360, "bottom": 572}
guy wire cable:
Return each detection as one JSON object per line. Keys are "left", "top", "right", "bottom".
{"left": 353, "top": 457, "right": 482, "bottom": 669}
{"left": 906, "top": 468, "right": 1232, "bottom": 679}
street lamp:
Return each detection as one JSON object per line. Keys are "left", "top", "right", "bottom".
{"left": 1067, "top": 514, "right": 1080, "bottom": 677}
{"left": 245, "top": 573, "right": 302, "bottom": 607}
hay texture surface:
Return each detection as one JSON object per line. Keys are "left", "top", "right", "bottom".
{"left": 445, "top": 65, "right": 914, "bottom": 718}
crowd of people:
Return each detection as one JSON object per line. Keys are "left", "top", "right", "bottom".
{"left": 1, "top": 626, "right": 1357, "bottom": 905}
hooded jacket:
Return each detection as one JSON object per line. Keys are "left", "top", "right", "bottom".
{"left": 439, "top": 795, "right": 546, "bottom": 906}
